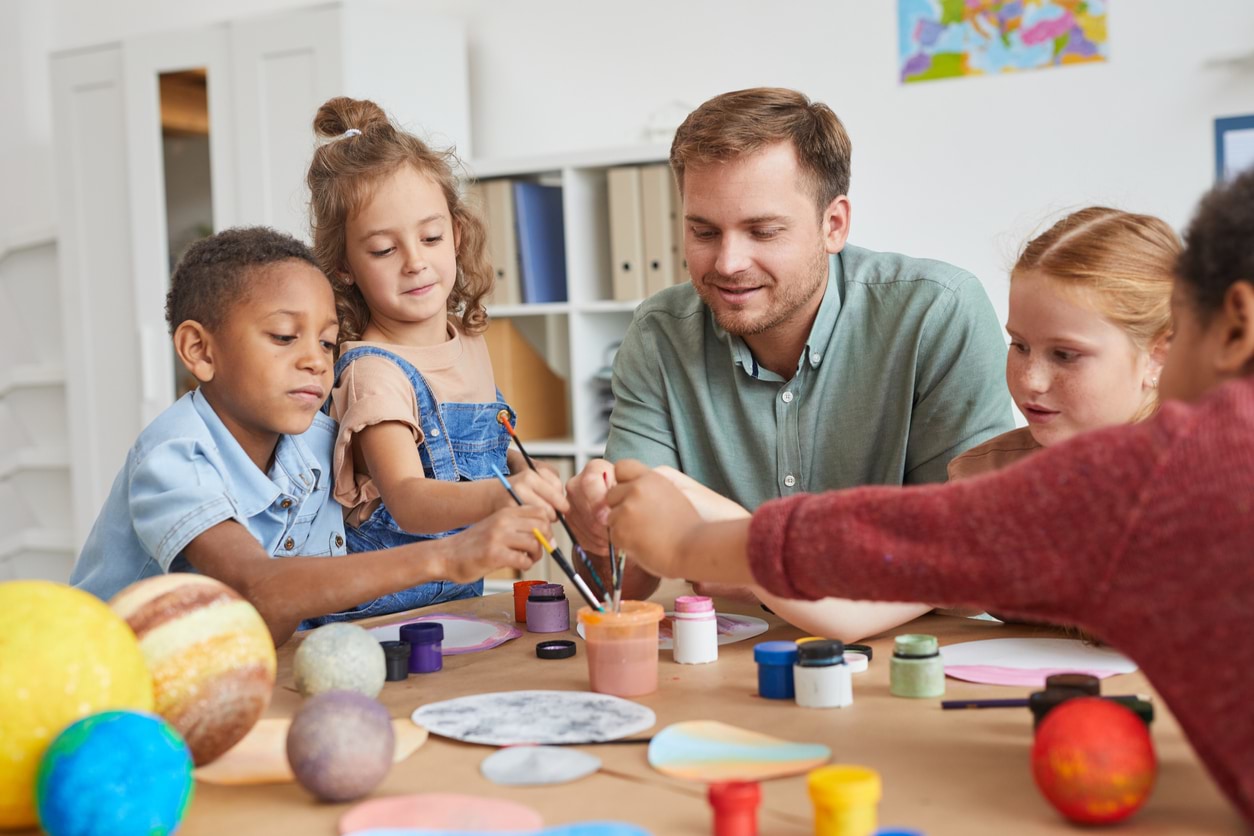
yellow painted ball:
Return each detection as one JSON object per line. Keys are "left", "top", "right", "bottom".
{"left": 110, "top": 574, "right": 276, "bottom": 766}
{"left": 0, "top": 580, "right": 153, "bottom": 830}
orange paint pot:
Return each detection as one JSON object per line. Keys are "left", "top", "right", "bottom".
{"left": 513, "top": 580, "right": 544, "bottom": 623}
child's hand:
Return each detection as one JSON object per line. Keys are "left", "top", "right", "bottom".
{"left": 605, "top": 460, "right": 703, "bottom": 579}
{"left": 443, "top": 506, "right": 549, "bottom": 582}
{"left": 500, "top": 468, "right": 569, "bottom": 519}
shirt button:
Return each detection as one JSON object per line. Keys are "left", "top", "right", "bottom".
{"left": 335, "top": 534, "right": 344, "bottom": 548}
{"left": 280, "top": 498, "right": 293, "bottom": 509}
{"left": 811, "top": 353, "right": 822, "bottom": 365}
{"left": 784, "top": 475, "right": 796, "bottom": 487}
{"left": 781, "top": 391, "right": 794, "bottom": 404}
{"left": 284, "top": 537, "right": 295, "bottom": 550}
{"left": 429, "top": 427, "right": 440, "bottom": 438}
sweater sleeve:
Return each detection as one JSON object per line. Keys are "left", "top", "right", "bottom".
{"left": 748, "top": 414, "right": 1176, "bottom": 627}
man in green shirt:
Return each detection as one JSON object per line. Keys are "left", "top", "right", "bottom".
{"left": 567, "top": 88, "right": 1012, "bottom": 639}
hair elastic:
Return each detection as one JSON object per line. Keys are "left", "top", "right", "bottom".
{"left": 337, "top": 128, "right": 362, "bottom": 140}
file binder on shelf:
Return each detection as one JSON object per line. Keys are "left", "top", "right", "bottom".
{"left": 512, "top": 181, "right": 569, "bottom": 303}
{"left": 640, "top": 163, "right": 678, "bottom": 298}
{"left": 607, "top": 166, "right": 646, "bottom": 301}
{"left": 478, "top": 179, "right": 523, "bottom": 306}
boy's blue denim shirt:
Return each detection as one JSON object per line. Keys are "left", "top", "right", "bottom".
{"left": 70, "top": 388, "right": 348, "bottom": 600}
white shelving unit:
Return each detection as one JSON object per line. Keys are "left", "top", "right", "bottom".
{"left": 470, "top": 145, "right": 674, "bottom": 474}
{"left": 0, "top": 227, "right": 75, "bottom": 582}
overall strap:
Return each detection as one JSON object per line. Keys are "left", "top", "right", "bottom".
{"left": 333, "top": 345, "right": 459, "bottom": 479}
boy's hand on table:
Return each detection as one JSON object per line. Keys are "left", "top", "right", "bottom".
{"left": 605, "top": 459, "right": 704, "bottom": 580}
{"left": 444, "top": 505, "right": 550, "bottom": 581}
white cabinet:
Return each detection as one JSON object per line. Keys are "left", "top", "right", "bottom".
{"left": 50, "top": 1, "right": 471, "bottom": 547}
{"left": 471, "top": 145, "right": 678, "bottom": 473}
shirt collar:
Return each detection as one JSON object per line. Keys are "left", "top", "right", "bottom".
{"left": 721, "top": 253, "right": 844, "bottom": 381}
{"left": 190, "top": 389, "right": 324, "bottom": 517}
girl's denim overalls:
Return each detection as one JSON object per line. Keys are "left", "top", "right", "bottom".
{"left": 303, "top": 345, "right": 516, "bottom": 627}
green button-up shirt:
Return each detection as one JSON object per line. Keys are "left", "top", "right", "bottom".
{"left": 604, "top": 244, "right": 1014, "bottom": 510}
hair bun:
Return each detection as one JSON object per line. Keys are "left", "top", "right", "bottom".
{"left": 313, "top": 96, "right": 389, "bottom": 138}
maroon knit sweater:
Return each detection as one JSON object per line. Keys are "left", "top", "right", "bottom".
{"left": 749, "top": 375, "right": 1254, "bottom": 823}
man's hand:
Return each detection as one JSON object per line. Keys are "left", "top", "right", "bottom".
{"left": 564, "top": 459, "right": 615, "bottom": 555}
{"left": 442, "top": 506, "right": 550, "bottom": 582}
{"left": 605, "top": 460, "right": 704, "bottom": 580}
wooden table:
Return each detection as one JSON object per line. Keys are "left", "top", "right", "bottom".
{"left": 181, "top": 594, "right": 1242, "bottom": 835}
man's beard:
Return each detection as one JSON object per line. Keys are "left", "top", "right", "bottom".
{"left": 700, "top": 248, "right": 828, "bottom": 337}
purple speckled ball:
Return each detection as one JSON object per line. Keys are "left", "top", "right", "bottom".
{"left": 286, "top": 691, "right": 394, "bottom": 802}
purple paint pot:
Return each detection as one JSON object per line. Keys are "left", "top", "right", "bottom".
{"left": 526, "top": 583, "right": 570, "bottom": 633}
{"left": 398, "top": 622, "right": 443, "bottom": 673}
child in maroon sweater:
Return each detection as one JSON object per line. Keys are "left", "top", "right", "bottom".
{"left": 606, "top": 169, "right": 1254, "bottom": 824}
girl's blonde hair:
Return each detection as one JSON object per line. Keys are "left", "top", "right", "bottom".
{"left": 1014, "top": 207, "right": 1180, "bottom": 412}
{"left": 307, "top": 97, "right": 492, "bottom": 343}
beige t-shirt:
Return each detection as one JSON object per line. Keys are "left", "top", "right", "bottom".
{"left": 328, "top": 320, "right": 498, "bottom": 526}
{"left": 946, "top": 426, "right": 1043, "bottom": 481}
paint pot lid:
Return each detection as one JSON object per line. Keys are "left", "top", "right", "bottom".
{"left": 400, "top": 622, "right": 444, "bottom": 644}
{"left": 893, "top": 634, "right": 939, "bottom": 658}
{"left": 844, "top": 652, "right": 869, "bottom": 673}
{"left": 674, "top": 595, "right": 714, "bottom": 614}
{"left": 708, "top": 780, "right": 761, "bottom": 810}
{"left": 379, "top": 640, "right": 411, "bottom": 659}
{"left": 797, "top": 639, "right": 845, "bottom": 665}
{"left": 529, "top": 583, "right": 566, "bottom": 600}
{"left": 1044, "top": 672, "right": 1100, "bottom": 695}
{"left": 808, "top": 765, "right": 883, "bottom": 806}
{"left": 536, "top": 640, "right": 577, "bottom": 660}
{"left": 753, "top": 641, "right": 799, "bottom": 664}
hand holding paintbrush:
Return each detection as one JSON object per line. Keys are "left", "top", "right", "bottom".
{"left": 497, "top": 413, "right": 610, "bottom": 601}
{"left": 491, "top": 465, "right": 604, "bottom": 612}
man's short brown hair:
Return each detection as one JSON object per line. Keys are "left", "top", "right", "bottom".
{"left": 669, "top": 87, "right": 853, "bottom": 214}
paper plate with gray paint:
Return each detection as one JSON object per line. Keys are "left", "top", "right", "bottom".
{"left": 481, "top": 745, "right": 602, "bottom": 786}
{"left": 411, "top": 690, "right": 655, "bottom": 746}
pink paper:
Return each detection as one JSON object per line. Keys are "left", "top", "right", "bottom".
{"left": 945, "top": 665, "right": 1129, "bottom": 687}
{"left": 339, "top": 793, "right": 542, "bottom": 834}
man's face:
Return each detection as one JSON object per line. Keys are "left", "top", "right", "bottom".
{"left": 681, "top": 142, "right": 838, "bottom": 337}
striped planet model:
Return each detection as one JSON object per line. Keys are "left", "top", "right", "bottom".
{"left": 110, "top": 574, "right": 276, "bottom": 766}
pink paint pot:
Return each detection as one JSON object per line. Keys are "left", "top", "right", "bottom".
{"left": 577, "top": 601, "right": 664, "bottom": 698}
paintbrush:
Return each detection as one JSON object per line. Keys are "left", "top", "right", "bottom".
{"left": 491, "top": 465, "right": 604, "bottom": 612}
{"left": 497, "top": 415, "right": 609, "bottom": 600}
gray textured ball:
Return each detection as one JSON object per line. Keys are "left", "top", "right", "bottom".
{"left": 286, "top": 690, "right": 394, "bottom": 802}
{"left": 294, "top": 623, "right": 386, "bottom": 698}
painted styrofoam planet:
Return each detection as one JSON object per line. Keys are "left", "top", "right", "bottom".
{"left": 339, "top": 793, "right": 543, "bottom": 834}
{"left": 648, "top": 720, "right": 831, "bottom": 782}
{"left": 295, "top": 622, "right": 386, "bottom": 698}
{"left": 1032, "top": 698, "right": 1156, "bottom": 824}
{"left": 287, "top": 691, "right": 395, "bottom": 802}
{"left": 480, "top": 746, "right": 601, "bottom": 786}
{"left": 195, "top": 717, "right": 428, "bottom": 785}
{"left": 368, "top": 613, "right": 522, "bottom": 654}
{"left": 110, "top": 574, "right": 276, "bottom": 766}
{"left": 411, "top": 690, "right": 656, "bottom": 746}
{"left": 0, "top": 580, "right": 153, "bottom": 829}
{"left": 36, "top": 710, "right": 193, "bottom": 836}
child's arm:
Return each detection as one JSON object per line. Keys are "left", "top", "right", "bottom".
{"left": 355, "top": 421, "right": 568, "bottom": 533}
{"left": 183, "top": 504, "right": 551, "bottom": 645}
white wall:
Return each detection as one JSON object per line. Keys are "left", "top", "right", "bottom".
{"left": 16, "top": 0, "right": 1254, "bottom": 326}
